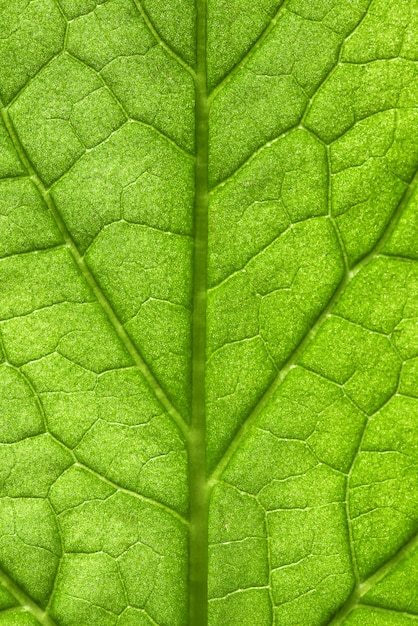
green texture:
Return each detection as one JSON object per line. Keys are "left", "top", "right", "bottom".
{"left": 0, "top": 0, "right": 418, "bottom": 625}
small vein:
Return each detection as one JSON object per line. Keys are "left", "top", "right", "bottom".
{"left": 50, "top": 117, "right": 193, "bottom": 191}
{"left": 209, "top": 585, "right": 270, "bottom": 602}
{"left": 300, "top": 1, "right": 374, "bottom": 126}
{"left": 7, "top": 365, "right": 188, "bottom": 526}
{"left": 0, "top": 244, "right": 66, "bottom": 265}
{"left": 131, "top": 0, "right": 196, "bottom": 79}
{"left": 326, "top": 144, "right": 349, "bottom": 272}
{"left": 6, "top": 364, "right": 49, "bottom": 433}
{"left": 209, "top": 161, "right": 418, "bottom": 484}
{"left": 359, "top": 606, "right": 418, "bottom": 620}
{"left": 326, "top": 528, "right": 418, "bottom": 625}
{"left": 208, "top": 0, "right": 289, "bottom": 104}
{"left": 210, "top": 3, "right": 376, "bottom": 195}
{"left": 380, "top": 253, "right": 418, "bottom": 264}
{"left": 207, "top": 215, "right": 319, "bottom": 292}
{"left": 0, "top": 607, "right": 25, "bottom": 615}
{"left": 343, "top": 416, "right": 369, "bottom": 584}
{"left": 124, "top": 607, "right": 161, "bottom": 626}
{"left": 0, "top": 104, "right": 189, "bottom": 442}
{"left": 7, "top": 53, "right": 62, "bottom": 109}
{"left": 65, "top": 52, "right": 194, "bottom": 160}
{"left": 210, "top": 124, "right": 299, "bottom": 193}
{"left": 70, "top": 456, "right": 188, "bottom": 526}
{"left": 0, "top": 565, "right": 58, "bottom": 626}
{"left": 60, "top": 592, "right": 118, "bottom": 616}
{"left": 209, "top": 535, "right": 265, "bottom": 547}
{"left": 46, "top": 540, "right": 64, "bottom": 613}
{"left": 339, "top": 366, "right": 404, "bottom": 589}
{"left": 331, "top": 313, "right": 392, "bottom": 339}
{"left": 265, "top": 513, "right": 275, "bottom": 615}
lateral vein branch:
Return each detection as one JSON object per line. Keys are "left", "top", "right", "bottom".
{"left": 209, "top": 161, "right": 418, "bottom": 484}
{"left": 0, "top": 566, "right": 58, "bottom": 626}
{"left": 0, "top": 105, "right": 188, "bottom": 441}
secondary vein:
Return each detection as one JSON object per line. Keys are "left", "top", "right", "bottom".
{"left": 0, "top": 105, "right": 188, "bottom": 441}
{"left": 0, "top": 566, "right": 58, "bottom": 626}
{"left": 327, "top": 527, "right": 418, "bottom": 625}
{"left": 209, "top": 161, "right": 418, "bottom": 484}
{"left": 131, "top": 0, "right": 196, "bottom": 78}
{"left": 208, "top": 0, "right": 290, "bottom": 104}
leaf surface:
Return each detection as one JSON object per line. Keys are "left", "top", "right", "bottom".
{"left": 0, "top": 1, "right": 418, "bottom": 625}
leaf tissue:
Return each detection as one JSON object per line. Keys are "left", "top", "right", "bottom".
{"left": 0, "top": 0, "right": 418, "bottom": 624}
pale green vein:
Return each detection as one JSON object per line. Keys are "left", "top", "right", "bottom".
{"left": 0, "top": 566, "right": 58, "bottom": 626}
{"left": 0, "top": 104, "right": 189, "bottom": 441}
{"left": 73, "top": 460, "right": 189, "bottom": 526}
{"left": 57, "top": 0, "right": 195, "bottom": 80}
{"left": 210, "top": 2, "right": 374, "bottom": 194}
{"left": 0, "top": 607, "right": 25, "bottom": 615}
{"left": 53, "top": 442, "right": 189, "bottom": 526}
{"left": 326, "top": 144, "right": 349, "bottom": 272}
{"left": 327, "top": 528, "right": 418, "bottom": 625}
{"left": 210, "top": 124, "right": 299, "bottom": 193}
{"left": 7, "top": 54, "right": 60, "bottom": 109}
{"left": 7, "top": 362, "right": 188, "bottom": 526}
{"left": 53, "top": 446, "right": 188, "bottom": 525}
{"left": 208, "top": 0, "right": 288, "bottom": 104}
{"left": 209, "top": 0, "right": 371, "bottom": 109}
{"left": 46, "top": 548, "right": 64, "bottom": 614}
{"left": 52, "top": 0, "right": 69, "bottom": 52}
{"left": 7, "top": 363, "right": 50, "bottom": 432}
{"left": 120, "top": 607, "right": 161, "bottom": 626}
{"left": 209, "top": 160, "right": 418, "bottom": 484}
{"left": 7, "top": 46, "right": 194, "bottom": 162}
{"left": 343, "top": 416, "right": 368, "bottom": 584}
{"left": 0, "top": 244, "right": 65, "bottom": 264}
{"left": 333, "top": 373, "right": 406, "bottom": 622}
{"left": 265, "top": 513, "right": 275, "bottom": 616}
{"left": 359, "top": 606, "right": 418, "bottom": 620}
{"left": 381, "top": 253, "right": 418, "bottom": 263}
{"left": 131, "top": 0, "right": 196, "bottom": 78}
{"left": 209, "top": 585, "right": 270, "bottom": 602}
{"left": 50, "top": 116, "right": 193, "bottom": 191}
{"left": 300, "top": 0, "right": 373, "bottom": 127}
{"left": 65, "top": 51, "right": 195, "bottom": 160}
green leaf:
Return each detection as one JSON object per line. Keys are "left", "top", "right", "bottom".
{"left": 0, "top": 0, "right": 418, "bottom": 625}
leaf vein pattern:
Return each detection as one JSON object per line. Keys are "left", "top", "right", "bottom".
{"left": 210, "top": 161, "right": 418, "bottom": 483}
{"left": 1, "top": 2, "right": 418, "bottom": 625}
{"left": 7, "top": 53, "right": 62, "bottom": 108}
{"left": 3, "top": 360, "right": 188, "bottom": 524}
{"left": 210, "top": 0, "right": 374, "bottom": 192}
{"left": 327, "top": 529, "right": 418, "bottom": 625}
{"left": 208, "top": 0, "right": 288, "bottom": 102}
{"left": 360, "top": 606, "right": 418, "bottom": 619}
{"left": 64, "top": 51, "right": 195, "bottom": 160}
{"left": 0, "top": 104, "right": 188, "bottom": 441}
{"left": 131, "top": 0, "right": 196, "bottom": 77}
{"left": 0, "top": 567, "right": 58, "bottom": 626}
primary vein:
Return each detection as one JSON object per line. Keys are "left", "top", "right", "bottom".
{"left": 188, "top": 0, "right": 210, "bottom": 623}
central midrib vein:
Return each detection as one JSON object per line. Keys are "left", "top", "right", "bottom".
{"left": 188, "top": 0, "right": 210, "bottom": 623}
